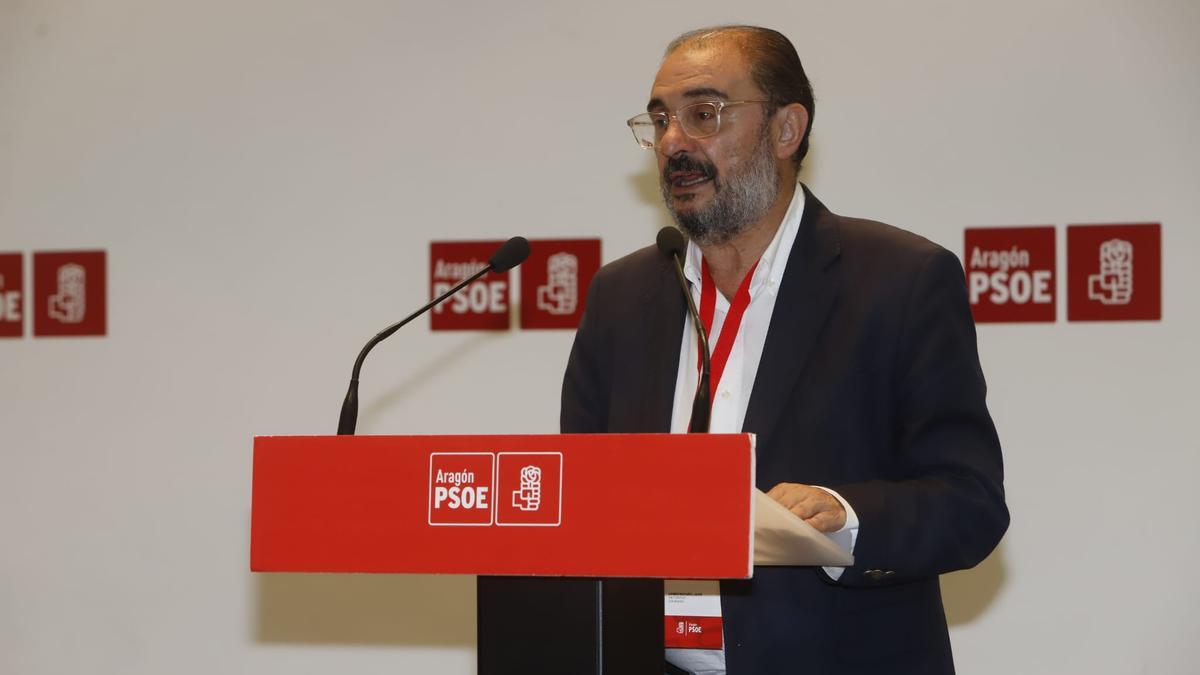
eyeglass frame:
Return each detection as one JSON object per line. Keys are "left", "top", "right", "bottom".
{"left": 626, "top": 99, "right": 771, "bottom": 149}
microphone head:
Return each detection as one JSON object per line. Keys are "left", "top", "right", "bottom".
{"left": 489, "top": 236, "right": 531, "bottom": 273}
{"left": 656, "top": 226, "right": 686, "bottom": 259}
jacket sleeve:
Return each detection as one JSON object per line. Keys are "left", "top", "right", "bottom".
{"left": 830, "top": 247, "right": 1009, "bottom": 587}
{"left": 560, "top": 271, "right": 612, "bottom": 434}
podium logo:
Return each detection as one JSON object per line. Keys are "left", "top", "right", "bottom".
{"left": 1067, "top": 223, "right": 1160, "bottom": 321}
{"left": 427, "top": 452, "right": 563, "bottom": 527}
{"left": 964, "top": 227, "right": 1055, "bottom": 323}
{"left": 428, "top": 453, "right": 495, "bottom": 526}
{"left": 512, "top": 465, "right": 543, "bottom": 511}
{"left": 496, "top": 452, "right": 562, "bottom": 526}
{"left": 520, "top": 239, "right": 600, "bottom": 330}
{"left": 0, "top": 253, "right": 22, "bottom": 338}
{"left": 33, "top": 250, "right": 106, "bottom": 337}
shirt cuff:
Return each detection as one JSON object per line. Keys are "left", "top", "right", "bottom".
{"left": 811, "top": 486, "right": 859, "bottom": 581}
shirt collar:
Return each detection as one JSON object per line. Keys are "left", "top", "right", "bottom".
{"left": 681, "top": 183, "right": 807, "bottom": 299}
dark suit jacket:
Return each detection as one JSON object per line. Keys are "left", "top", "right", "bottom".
{"left": 560, "top": 187, "right": 1009, "bottom": 674}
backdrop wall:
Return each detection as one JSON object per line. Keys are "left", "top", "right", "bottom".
{"left": 2, "top": 0, "right": 1198, "bottom": 673}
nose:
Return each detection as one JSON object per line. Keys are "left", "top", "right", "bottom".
{"left": 656, "top": 116, "right": 696, "bottom": 160}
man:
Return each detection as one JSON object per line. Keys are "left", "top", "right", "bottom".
{"left": 561, "top": 26, "right": 1008, "bottom": 674}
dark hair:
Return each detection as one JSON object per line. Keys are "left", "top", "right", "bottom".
{"left": 666, "top": 26, "right": 815, "bottom": 169}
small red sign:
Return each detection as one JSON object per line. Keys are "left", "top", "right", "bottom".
{"left": 0, "top": 253, "right": 23, "bottom": 337}
{"left": 428, "top": 453, "right": 496, "bottom": 526}
{"left": 430, "top": 241, "right": 511, "bottom": 331}
{"left": 496, "top": 452, "right": 563, "bottom": 526}
{"left": 964, "top": 227, "right": 1056, "bottom": 323}
{"left": 519, "top": 239, "right": 601, "bottom": 330}
{"left": 1067, "top": 223, "right": 1161, "bottom": 321}
{"left": 664, "top": 616, "right": 724, "bottom": 650}
{"left": 32, "top": 250, "right": 107, "bottom": 337}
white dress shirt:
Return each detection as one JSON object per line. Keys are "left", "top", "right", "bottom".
{"left": 664, "top": 185, "right": 858, "bottom": 675}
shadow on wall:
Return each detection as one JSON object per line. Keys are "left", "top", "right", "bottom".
{"left": 252, "top": 541, "right": 1005, "bottom": 646}
{"left": 942, "top": 542, "right": 1009, "bottom": 626}
{"left": 254, "top": 573, "right": 476, "bottom": 646}
{"left": 360, "top": 332, "right": 498, "bottom": 428}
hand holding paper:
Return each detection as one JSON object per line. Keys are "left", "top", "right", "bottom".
{"left": 754, "top": 488, "right": 854, "bottom": 567}
{"left": 765, "top": 482, "right": 847, "bottom": 532}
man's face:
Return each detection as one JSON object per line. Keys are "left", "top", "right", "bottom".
{"left": 648, "top": 44, "right": 780, "bottom": 246}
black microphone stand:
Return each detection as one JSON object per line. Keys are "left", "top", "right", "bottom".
{"left": 657, "top": 226, "right": 713, "bottom": 434}
{"left": 667, "top": 252, "right": 712, "bottom": 434}
{"left": 336, "top": 265, "right": 492, "bottom": 436}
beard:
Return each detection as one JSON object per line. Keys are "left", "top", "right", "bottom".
{"left": 659, "top": 128, "right": 781, "bottom": 247}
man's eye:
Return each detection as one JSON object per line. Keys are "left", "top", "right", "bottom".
{"left": 652, "top": 116, "right": 669, "bottom": 129}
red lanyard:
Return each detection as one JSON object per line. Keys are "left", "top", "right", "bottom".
{"left": 696, "top": 258, "right": 759, "bottom": 407}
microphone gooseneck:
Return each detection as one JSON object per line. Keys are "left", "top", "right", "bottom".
{"left": 336, "top": 236, "right": 530, "bottom": 435}
{"left": 656, "top": 226, "right": 711, "bottom": 433}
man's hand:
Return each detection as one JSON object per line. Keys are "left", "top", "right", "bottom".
{"left": 766, "top": 483, "right": 847, "bottom": 533}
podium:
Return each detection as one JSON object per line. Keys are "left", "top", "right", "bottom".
{"left": 251, "top": 433, "right": 756, "bottom": 674}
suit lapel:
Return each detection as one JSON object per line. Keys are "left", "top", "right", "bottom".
{"left": 741, "top": 188, "right": 842, "bottom": 453}
{"left": 635, "top": 254, "right": 686, "bottom": 433}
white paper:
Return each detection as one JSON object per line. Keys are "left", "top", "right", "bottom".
{"left": 752, "top": 488, "right": 854, "bottom": 566}
{"left": 664, "top": 580, "right": 722, "bottom": 616}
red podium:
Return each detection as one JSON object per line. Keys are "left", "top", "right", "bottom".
{"left": 252, "top": 433, "right": 755, "bottom": 674}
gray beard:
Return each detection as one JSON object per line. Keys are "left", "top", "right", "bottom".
{"left": 661, "top": 132, "right": 780, "bottom": 247}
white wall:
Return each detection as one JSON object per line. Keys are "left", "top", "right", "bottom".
{"left": 2, "top": 0, "right": 1198, "bottom": 672}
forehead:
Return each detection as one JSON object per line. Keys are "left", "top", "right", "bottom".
{"left": 648, "top": 43, "right": 756, "bottom": 110}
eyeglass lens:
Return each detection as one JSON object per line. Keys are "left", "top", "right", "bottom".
{"left": 630, "top": 102, "right": 721, "bottom": 148}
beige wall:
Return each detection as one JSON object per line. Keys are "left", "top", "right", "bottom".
{"left": 2, "top": 0, "right": 1198, "bottom": 672}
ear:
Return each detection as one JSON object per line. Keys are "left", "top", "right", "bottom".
{"left": 771, "top": 103, "right": 809, "bottom": 162}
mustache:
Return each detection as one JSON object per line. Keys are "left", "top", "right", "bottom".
{"left": 663, "top": 155, "right": 717, "bottom": 182}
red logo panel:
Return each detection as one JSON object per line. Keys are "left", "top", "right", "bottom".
{"left": 430, "top": 241, "right": 511, "bottom": 331}
{"left": 428, "top": 453, "right": 495, "bottom": 526}
{"left": 32, "top": 250, "right": 106, "bottom": 337}
{"left": 964, "top": 227, "right": 1055, "bottom": 323}
{"left": 0, "top": 253, "right": 23, "bottom": 337}
{"left": 495, "top": 452, "right": 563, "bottom": 526}
{"left": 253, "top": 434, "right": 755, "bottom": 578}
{"left": 664, "top": 616, "right": 724, "bottom": 650}
{"left": 1067, "top": 223, "right": 1161, "bottom": 321}
{"left": 519, "top": 239, "right": 601, "bottom": 330}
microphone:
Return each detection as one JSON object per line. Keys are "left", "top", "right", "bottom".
{"left": 488, "top": 236, "right": 531, "bottom": 273}
{"left": 656, "top": 227, "right": 711, "bottom": 433}
{"left": 336, "top": 236, "right": 531, "bottom": 435}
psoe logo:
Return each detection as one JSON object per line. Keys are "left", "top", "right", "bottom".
{"left": 1067, "top": 223, "right": 1160, "bottom": 322}
{"left": 1087, "top": 239, "right": 1133, "bottom": 305}
{"left": 33, "top": 250, "right": 107, "bottom": 337}
{"left": 520, "top": 239, "right": 600, "bottom": 330}
{"left": 429, "top": 240, "right": 511, "bottom": 331}
{"left": 49, "top": 264, "right": 87, "bottom": 323}
{"left": 427, "top": 451, "right": 564, "bottom": 527}
{"left": 496, "top": 452, "right": 563, "bottom": 527}
{"left": 428, "top": 453, "right": 496, "bottom": 526}
{"left": 963, "top": 227, "right": 1055, "bottom": 323}
{"left": 512, "top": 465, "right": 543, "bottom": 511}
{"left": 536, "top": 252, "right": 578, "bottom": 316}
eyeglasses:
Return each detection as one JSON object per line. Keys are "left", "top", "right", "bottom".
{"left": 626, "top": 100, "right": 769, "bottom": 149}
